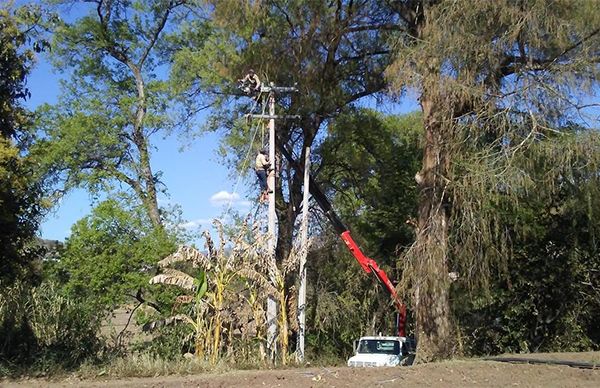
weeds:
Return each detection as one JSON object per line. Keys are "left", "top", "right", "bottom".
{"left": 92, "top": 353, "right": 220, "bottom": 378}
{"left": 0, "top": 281, "right": 102, "bottom": 377}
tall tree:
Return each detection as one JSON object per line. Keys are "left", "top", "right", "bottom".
{"left": 172, "top": 0, "right": 402, "bottom": 261}
{"left": 385, "top": 0, "right": 600, "bottom": 360}
{"left": 0, "top": 5, "right": 45, "bottom": 283}
{"left": 35, "top": 0, "right": 188, "bottom": 228}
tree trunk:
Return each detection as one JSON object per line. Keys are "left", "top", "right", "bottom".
{"left": 137, "top": 133, "right": 162, "bottom": 228}
{"left": 130, "top": 64, "right": 162, "bottom": 229}
{"left": 274, "top": 132, "right": 316, "bottom": 351}
{"left": 412, "top": 90, "right": 453, "bottom": 361}
{"left": 99, "top": 5, "right": 165, "bottom": 230}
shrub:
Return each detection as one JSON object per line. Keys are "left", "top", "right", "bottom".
{"left": 0, "top": 281, "right": 103, "bottom": 375}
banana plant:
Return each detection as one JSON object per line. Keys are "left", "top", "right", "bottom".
{"left": 146, "top": 219, "right": 300, "bottom": 363}
{"left": 145, "top": 256, "right": 208, "bottom": 358}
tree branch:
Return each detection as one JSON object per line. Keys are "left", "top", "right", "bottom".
{"left": 138, "top": 1, "right": 182, "bottom": 68}
{"left": 272, "top": 0, "right": 296, "bottom": 36}
{"left": 337, "top": 49, "right": 390, "bottom": 63}
{"left": 345, "top": 23, "right": 406, "bottom": 33}
{"left": 499, "top": 27, "right": 600, "bottom": 78}
{"left": 344, "top": 76, "right": 386, "bottom": 106}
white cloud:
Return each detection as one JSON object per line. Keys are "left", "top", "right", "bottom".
{"left": 179, "top": 218, "right": 212, "bottom": 230}
{"left": 210, "top": 190, "right": 253, "bottom": 207}
{"left": 210, "top": 190, "right": 240, "bottom": 204}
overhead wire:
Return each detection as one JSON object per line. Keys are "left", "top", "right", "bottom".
{"left": 223, "top": 96, "right": 268, "bottom": 215}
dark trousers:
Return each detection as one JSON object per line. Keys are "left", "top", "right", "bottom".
{"left": 256, "top": 169, "right": 267, "bottom": 191}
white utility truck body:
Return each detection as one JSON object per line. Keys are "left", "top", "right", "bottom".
{"left": 347, "top": 336, "right": 410, "bottom": 367}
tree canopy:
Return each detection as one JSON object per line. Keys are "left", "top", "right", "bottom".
{"left": 34, "top": 0, "right": 190, "bottom": 228}
{"left": 50, "top": 198, "right": 177, "bottom": 311}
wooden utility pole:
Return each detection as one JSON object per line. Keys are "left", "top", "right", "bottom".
{"left": 297, "top": 146, "right": 311, "bottom": 362}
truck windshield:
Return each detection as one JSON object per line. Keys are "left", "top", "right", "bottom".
{"left": 357, "top": 339, "right": 400, "bottom": 355}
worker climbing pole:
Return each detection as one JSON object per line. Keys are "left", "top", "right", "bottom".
{"left": 243, "top": 75, "right": 299, "bottom": 360}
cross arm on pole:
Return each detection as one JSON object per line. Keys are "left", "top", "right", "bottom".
{"left": 260, "top": 85, "right": 299, "bottom": 94}
{"left": 246, "top": 114, "right": 301, "bottom": 120}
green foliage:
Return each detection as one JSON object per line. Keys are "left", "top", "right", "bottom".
{"left": 0, "top": 136, "right": 42, "bottom": 283}
{"left": 299, "top": 110, "right": 422, "bottom": 358}
{"left": 34, "top": 0, "right": 190, "bottom": 227}
{"left": 170, "top": 0, "right": 404, "bottom": 273}
{"left": 2, "top": 0, "right": 599, "bottom": 368}
{"left": 171, "top": 0, "right": 404, "bottom": 179}
{"left": 388, "top": 0, "right": 600, "bottom": 94}
{"left": 172, "top": 0, "right": 397, "bottom": 108}
{"left": 0, "top": 6, "right": 34, "bottom": 139}
{"left": 0, "top": 4, "right": 46, "bottom": 284}
{"left": 460, "top": 249, "right": 598, "bottom": 355}
{"left": 145, "top": 221, "right": 273, "bottom": 363}
{"left": 381, "top": 0, "right": 600, "bottom": 359}
{"left": 49, "top": 198, "right": 177, "bottom": 312}
{"left": 132, "top": 325, "right": 195, "bottom": 361}
{"left": 455, "top": 130, "right": 600, "bottom": 355}
{"left": 304, "top": 241, "right": 375, "bottom": 359}
{"left": 170, "top": 5, "right": 413, "bottom": 364}
{"left": 0, "top": 281, "right": 102, "bottom": 375}
{"left": 144, "top": 264, "right": 208, "bottom": 359}
{"left": 319, "top": 109, "right": 422, "bottom": 260}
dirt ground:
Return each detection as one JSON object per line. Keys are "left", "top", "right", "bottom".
{"left": 4, "top": 352, "right": 600, "bottom": 388}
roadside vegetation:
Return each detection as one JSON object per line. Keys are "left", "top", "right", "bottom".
{"left": 1, "top": 0, "right": 599, "bottom": 380}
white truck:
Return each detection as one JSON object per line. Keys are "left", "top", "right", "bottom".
{"left": 347, "top": 336, "right": 414, "bottom": 367}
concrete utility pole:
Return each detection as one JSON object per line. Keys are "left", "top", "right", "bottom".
{"left": 297, "top": 146, "right": 311, "bottom": 362}
{"left": 248, "top": 83, "right": 299, "bottom": 361}
{"left": 266, "top": 91, "right": 277, "bottom": 358}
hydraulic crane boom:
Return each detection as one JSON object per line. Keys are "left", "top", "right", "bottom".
{"left": 276, "top": 138, "right": 407, "bottom": 337}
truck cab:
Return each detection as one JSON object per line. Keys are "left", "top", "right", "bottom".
{"left": 347, "top": 336, "right": 413, "bottom": 367}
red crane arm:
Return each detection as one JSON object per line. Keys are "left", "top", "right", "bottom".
{"left": 341, "top": 231, "right": 406, "bottom": 337}
{"left": 275, "top": 137, "right": 407, "bottom": 337}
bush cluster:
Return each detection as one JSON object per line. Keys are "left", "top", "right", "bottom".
{"left": 0, "top": 281, "right": 102, "bottom": 376}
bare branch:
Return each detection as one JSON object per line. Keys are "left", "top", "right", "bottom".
{"left": 345, "top": 23, "right": 406, "bottom": 33}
